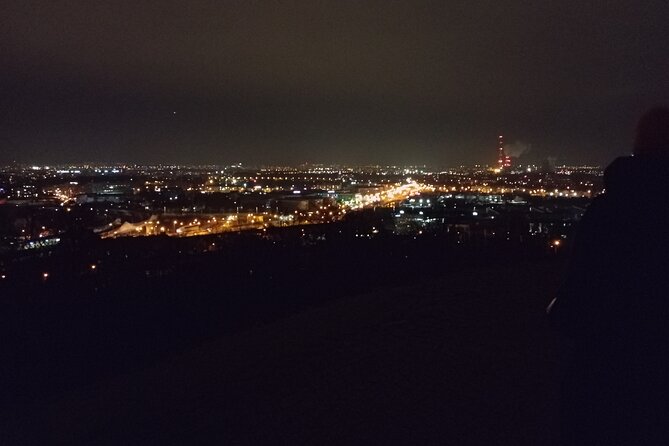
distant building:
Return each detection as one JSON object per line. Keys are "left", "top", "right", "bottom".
{"left": 75, "top": 193, "right": 125, "bottom": 204}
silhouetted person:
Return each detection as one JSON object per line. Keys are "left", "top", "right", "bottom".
{"left": 550, "top": 107, "right": 669, "bottom": 445}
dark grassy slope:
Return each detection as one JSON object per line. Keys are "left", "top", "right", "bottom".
{"left": 27, "top": 260, "right": 561, "bottom": 445}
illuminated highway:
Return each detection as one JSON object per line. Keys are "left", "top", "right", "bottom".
{"left": 101, "top": 181, "right": 428, "bottom": 239}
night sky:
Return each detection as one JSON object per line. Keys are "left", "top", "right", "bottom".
{"left": 2, "top": 1, "right": 667, "bottom": 166}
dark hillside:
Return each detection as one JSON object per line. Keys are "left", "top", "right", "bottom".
{"left": 10, "top": 259, "right": 561, "bottom": 445}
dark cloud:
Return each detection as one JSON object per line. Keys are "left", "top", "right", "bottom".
{"left": 1, "top": 0, "right": 667, "bottom": 166}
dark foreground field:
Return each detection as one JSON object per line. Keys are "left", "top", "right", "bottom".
{"left": 5, "top": 258, "right": 562, "bottom": 445}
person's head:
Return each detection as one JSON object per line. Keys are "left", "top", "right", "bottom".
{"left": 633, "top": 106, "right": 669, "bottom": 157}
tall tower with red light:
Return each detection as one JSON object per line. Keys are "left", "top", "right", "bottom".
{"left": 497, "top": 135, "right": 512, "bottom": 169}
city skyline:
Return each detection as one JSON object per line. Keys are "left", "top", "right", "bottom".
{"left": 2, "top": 3, "right": 667, "bottom": 440}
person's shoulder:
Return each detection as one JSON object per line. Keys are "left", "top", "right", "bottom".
{"left": 604, "top": 155, "right": 669, "bottom": 194}
{"left": 574, "top": 191, "right": 623, "bottom": 243}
